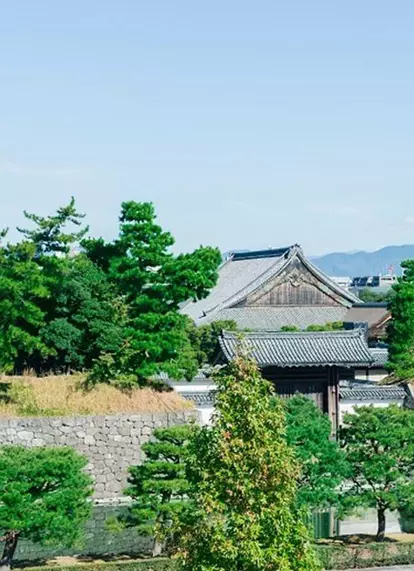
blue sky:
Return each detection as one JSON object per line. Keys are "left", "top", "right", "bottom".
{"left": 1, "top": 1, "right": 414, "bottom": 255}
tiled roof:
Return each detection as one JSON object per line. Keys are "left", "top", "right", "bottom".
{"left": 181, "top": 247, "right": 292, "bottom": 322}
{"left": 181, "top": 245, "right": 360, "bottom": 325}
{"left": 345, "top": 305, "right": 390, "bottom": 328}
{"left": 180, "top": 392, "right": 215, "bottom": 406}
{"left": 219, "top": 329, "right": 373, "bottom": 368}
{"left": 369, "top": 348, "right": 389, "bottom": 367}
{"left": 340, "top": 386, "right": 406, "bottom": 401}
{"left": 206, "top": 306, "right": 349, "bottom": 330}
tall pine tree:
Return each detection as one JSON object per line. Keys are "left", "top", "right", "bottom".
{"left": 124, "top": 424, "right": 196, "bottom": 556}
{"left": 388, "top": 260, "right": 414, "bottom": 380}
{"left": 84, "top": 201, "right": 221, "bottom": 385}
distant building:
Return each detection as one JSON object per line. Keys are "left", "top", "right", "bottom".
{"left": 176, "top": 245, "right": 404, "bottom": 425}
{"left": 181, "top": 244, "right": 360, "bottom": 330}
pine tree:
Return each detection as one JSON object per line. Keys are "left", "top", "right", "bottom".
{"left": 178, "top": 357, "right": 321, "bottom": 571}
{"left": 388, "top": 260, "right": 414, "bottom": 380}
{"left": 124, "top": 424, "right": 196, "bottom": 557}
{"left": 340, "top": 405, "right": 414, "bottom": 542}
{"left": 0, "top": 446, "right": 92, "bottom": 571}
{"left": 84, "top": 201, "right": 221, "bottom": 385}
{"left": 0, "top": 239, "right": 50, "bottom": 372}
{"left": 17, "top": 196, "right": 88, "bottom": 256}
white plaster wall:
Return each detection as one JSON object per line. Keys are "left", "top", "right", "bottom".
{"left": 354, "top": 368, "right": 388, "bottom": 383}
{"left": 168, "top": 379, "right": 216, "bottom": 425}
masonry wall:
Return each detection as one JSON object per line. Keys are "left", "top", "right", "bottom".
{"left": 0, "top": 411, "right": 198, "bottom": 500}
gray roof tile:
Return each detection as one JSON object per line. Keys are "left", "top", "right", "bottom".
{"left": 369, "top": 348, "right": 389, "bottom": 367}
{"left": 209, "top": 306, "right": 349, "bottom": 330}
{"left": 340, "top": 386, "right": 406, "bottom": 401}
{"left": 181, "top": 245, "right": 360, "bottom": 326}
{"left": 219, "top": 329, "right": 373, "bottom": 368}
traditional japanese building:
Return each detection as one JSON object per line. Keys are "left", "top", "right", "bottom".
{"left": 181, "top": 245, "right": 360, "bottom": 330}
{"left": 176, "top": 245, "right": 400, "bottom": 425}
{"left": 217, "top": 329, "right": 374, "bottom": 430}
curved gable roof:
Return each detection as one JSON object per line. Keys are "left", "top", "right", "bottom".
{"left": 181, "top": 245, "right": 360, "bottom": 325}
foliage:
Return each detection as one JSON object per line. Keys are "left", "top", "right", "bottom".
{"left": 185, "top": 319, "right": 238, "bottom": 366}
{"left": 279, "top": 323, "right": 344, "bottom": 332}
{"left": 0, "top": 239, "right": 50, "bottom": 372}
{"left": 387, "top": 260, "right": 414, "bottom": 380}
{"left": 358, "top": 288, "right": 393, "bottom": 303}
{"left": 11, "top": 542, "right": 414, "bottom": 571}
{"left": 38, "top": 254, "right": 126, "bottom": 373}
{"left": 0, "top": 446, "right": 93, "bottom": 569}
{"left": 123, "top": 424, "right": 197, "bottom": 556}
{"left": 339, "top": 405, "right": 414, "bottom": 541}
{"left": 0, "top": 199, "right": 220, "bottom": 383}
{"left": 178, "top": 356, "right": 320, "bottom": 571}
{"left": 284, "top": 395, "right": 348, "bottom": 510}
{"left": 17, "top": 196, "right": 88, "bottom": 256}
{"left": 84, "top": 202, "right": 221, "bottom": 385}
{"left": 316, "top": 541, "right": 414, "bottom": 570}
{"left": 306, "top": 322, "right": 344, "bottom": 332}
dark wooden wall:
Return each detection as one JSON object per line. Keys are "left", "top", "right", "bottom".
{"left": 237, "top": 257, "right": 345, "bottom": 307}
{"left": 262, "top": 366, "right": 340, "bottom": 430}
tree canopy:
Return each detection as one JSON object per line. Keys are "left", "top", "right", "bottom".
{"left": 0, "top": 199, "right": 221, "bottom": 384}
{"left": 387, "top": 260, "right": 414, "bottom": 380}
{"left": 340, "top": 405, "right": 414, "bottom": 542}
{"left": 124, "top": 424, "right": 197, "bottom": 556}
{"left": 0, "top": 446, "right": 92, "bottom": 570}
{"left": 178, "top": 356, "right": 320, "bottom": 571}
{"left": 284, "top": 395, "right": 347, "bottom": 510}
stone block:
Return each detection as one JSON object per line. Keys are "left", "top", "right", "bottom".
{"left": 17, "top": 430, "right": 34, "bottom": 441}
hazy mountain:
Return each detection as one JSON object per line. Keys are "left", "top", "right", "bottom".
{"left": 313, "top": 245, "right": 414, "bottom": 277}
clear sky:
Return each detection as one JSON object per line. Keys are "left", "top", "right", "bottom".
{"left": 1, "top": 1, "right": 414, "bottom": 256}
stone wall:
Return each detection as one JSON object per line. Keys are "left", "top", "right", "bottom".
{"left": 0, "top": 411, "right": 197, "bottom": 500}
{"left": 15, "top": 503, "right": 153, "bottom": 562}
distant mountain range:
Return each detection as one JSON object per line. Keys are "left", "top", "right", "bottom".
{"left": 312, "top": 245, "right": 414, "bottom": 277}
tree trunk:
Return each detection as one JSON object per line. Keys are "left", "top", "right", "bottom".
{"left": 152, "top": 539, "right": 163, "bottom": 558}
{"left": 0, "top": 531, "right": 20, "bottom": 571}
{"left": 376, "top": 507, "right": 386, "bottom": 542}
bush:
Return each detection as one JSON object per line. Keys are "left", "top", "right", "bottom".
{"left": 315, "top": 541, "right": 414, "bottom": 569}
{"left": 13, "top": 543, "right": 414, "bottom": 571}
{"left": 17, "top": 562, "right": 177, "bottom": 571}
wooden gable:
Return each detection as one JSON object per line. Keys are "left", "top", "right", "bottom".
{"left": 234, "top": 255, "right": 348, "bottom": 308}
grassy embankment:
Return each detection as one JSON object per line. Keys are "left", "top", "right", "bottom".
{"left": 0, "top": 376, "right": 193, "bottom": 417}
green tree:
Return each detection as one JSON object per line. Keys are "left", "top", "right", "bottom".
{"left": 340, "top": 405, "right": 414, "bottom": 542}
{"left": 39, "top": 254, "right": 126, "bottom": 373}
{"left": 84, "top": 201, "right": 221, "bottom": 386}
{"left": 388, "top": 260, "right": 414, "bottom": 380}
{"left": 0, "top": 446, "right": 92, "bottom": 570}
{"left": 306, "top": 322, "right": 343, "bottom": 332}
{"left": 358, "top": 288, "right": 393, "bottom": 303}
{"left": 0, "top": 239, "right": 50, "bottom": 373}
{"left": 1, "top": 198, "right": 126, "bottom": 375}
{"left": 124, "top": 424, "right": 196, "bottom": 557}
{"left": 185, "top": 319, "right": 238, "bottom": 366}
{"left": 178, "top": 356, "right": 320, "bottom": 571}
{"left": 17, "top": 196, "right": 89, "bottom": 256}
{"left": 11, "top": 197, "right": 94, "bottom": 373}
{"left": 284, "top": 395, "right": 347, "bottom": 511}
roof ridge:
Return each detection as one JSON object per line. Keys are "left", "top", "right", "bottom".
{"left": 203, "top": 247, "right": 296, "bottom": 317}
{"left": 222, "top": 328, "right": 365, "bottom": 338}
{"left": 298, "top": 252, "right": 361, "bottom": 306}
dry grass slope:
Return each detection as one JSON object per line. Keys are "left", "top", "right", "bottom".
{"left": 0, "top": 376, "right": 193, "bottom": 417}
